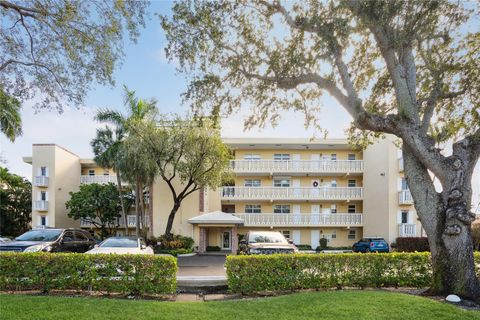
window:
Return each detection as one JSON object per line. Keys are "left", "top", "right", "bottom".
{"left": 331, "top": 230, "right": 337, "bottom": 239}
{"left": 331, "top": 204, "right": 337, "bottom": 214}
{"left": 401, "top": 178, "right": 409, "bottom": 190}
{"left": 348, "top": 205, "right": 356, "bottom": 213}
{"left": 88, "top": 169, "right": 95, "bottom": 176}
{"left": 331, "top": 179, "right": 337, "bottom": 187}
{"left": 331, "top": 154, "right": 337, "bottom": 160}
{"left": 348, "top": 230, "right": 356, "bottom": 240}
{"left": 348, "top": 180, "right": 356, "bottom": 187}
{"left": 103, "top": 170, "right": 109, "bottom": 176}
{"left": 40, "top": 191, "right": 47, "bottom": 201}
{"left": 40, "top": 166, "right": 47, "bottom": 176}
{"left": 245, "top": 204, "right": 261, "bottom": 214}
{"left": 274, "top": 154, "right": 290, "bottom": 161}
{"left": 244, "top": 179, "right": 261, "bottom": 187}
{"left": 274, "top": 205, "right": 290, "bottom": 214}
{"left": 401, "top": 210, "right": 408, "bottom": 224}
{"left": 75, "top": 232, "right": 88, "bottom": 241}
{"left": 281, "top": 230, "right": 291, "bottom": 240}
{"left": 244, "top": 154, "right": 261, "bottom": 161}
{"left": 348, "top": 154, "right": 356, "bottom": 160}
{"left": 62, "top": 232, "right": 75, "bottom": 242}
{"left": 274, "top": 178, "right": 290, "bottom": 187}
{"left": 40, "top": 216, "right": 47, "bottom": 226}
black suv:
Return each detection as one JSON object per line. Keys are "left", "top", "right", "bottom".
{"left": 0, "top": 228, "right": 96, "bottom": 253}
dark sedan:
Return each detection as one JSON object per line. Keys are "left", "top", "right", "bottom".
{"left": 0, "top": 228, "right": 96, "bottom": 253}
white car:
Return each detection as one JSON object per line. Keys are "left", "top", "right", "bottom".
{"left": 85, "top": 237, "right": 154, "bottom": 255}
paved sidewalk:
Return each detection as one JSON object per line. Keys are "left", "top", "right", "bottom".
{"left": 177, "top": 255, "right": 227, "bottom": 277}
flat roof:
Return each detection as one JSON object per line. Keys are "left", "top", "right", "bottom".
{"left": 222, "top": 138, "right": 353, "bottom": 150}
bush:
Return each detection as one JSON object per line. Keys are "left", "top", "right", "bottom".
{"left": 319, "top": 238, "right": 328, "bottom": 250}
{"left": 148, "top": 234, "right": 194, "bottom": 250}
{"left": 155, "top": 248, "right": 194, "bottom": 256}
{"left": 395, "top": 237, "right": 430, "bottom": 252}
{"left": 316, "top": 246, "right": 352, "bottom": 252}
{"left": 0, "top": 253, "right": 177, "bottom": 295}
{"left": 206, "top": 246, "right": 221, "bottom": 252}
{"left": 226, "top": 253, "right": 480, "bottom": 294}
{"left": 296, "top": 244, "right": 312, "bottom": 251}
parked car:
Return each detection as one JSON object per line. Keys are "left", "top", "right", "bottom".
{"left": 85, "top": 237, "right": 154, "bottom": 255}
{"left": 0, "top": 237, "right": 11, "bottom": 243}
{"left": 352, "top": 237, "right": 390, "bottom": 253}
{"left": 239, "top": 231, "right": 298, "bottom": 254}
{"left": 0, "top": 228, "right": 96, "bottom": 253}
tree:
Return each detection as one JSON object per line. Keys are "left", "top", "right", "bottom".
{"left": 0, "top": 87, "right": 22, "bottom": 142}
{"left": 66, "top": 183, "right": 123, "bottom": 239}
{"left": 130, "top": 118, "right": 231, "bottom": 238}
{"left": 95, "top": 86, "right": 158, "bottom": 236}
{"left": 0, "top": 167, "right": 31, "bottom": 236}
{"left": 161, "top": 1, "right": 480, "bottom": 298}
{"left": 91, "top": 126, "right": 129, "bottom": 234}
{"left": 0, "top": 0, "right": 148, "bottom": 111}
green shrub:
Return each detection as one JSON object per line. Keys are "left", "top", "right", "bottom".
{"left": 316, "top": 246, "right": 352, "bottom": 252}
{"left": 148, "top": 234, "right": 194, "bottom": 252}
{"left": 226, "top": 253, "right": 480, "bottom": 294}
{"left": 319, "top": 238, "right": 328, "bottom": 250}
{"left": 0, "top": 253, "right": 177, "bottom": 295}
{"left": 155, "top": 248, "right": 194, "bottom": 256}
{"left": 206, "top": 246, "right": 221, "bottom": 252}
{"left": 296, "top": 245, "right": 313, "bottom": 251}
{"left": 395, "top": 237, "right": 430, "bottom": 252}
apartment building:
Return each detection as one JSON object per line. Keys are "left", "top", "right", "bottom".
{"left": 24, "top": 136, "right": 421, "bottom": 254}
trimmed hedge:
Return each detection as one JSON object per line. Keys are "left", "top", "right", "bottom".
{"left": 226, "top": 253, "right": 480, "bottom": 294}
{"left": 395, "top": 237, "right": 430, "bottom": 252}
{"left": 0, "top": 253, "right": 177, "bottom": 295}
{"left": 206, "top": 246, "right": 221, "bottom": 252}
{"left": 296, "top": 244, "right": 313, "bottom": 251}
{"left": 155, "top": 248, "right": 194, "bottom": 256}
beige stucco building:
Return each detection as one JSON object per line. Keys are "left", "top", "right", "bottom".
{"left": 23, "top": 136, "right": 421, "bottom": 253}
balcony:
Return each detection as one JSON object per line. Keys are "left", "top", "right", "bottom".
{"left": 80, "top": 215, "right": 150, "bottom": 228}
{"left": 398, "top": 190, "right": 413, "bottom": 205}
{"left": 33, "top": 176, "right": 49, "bottom": 187}
{"left": 80, "top": 175, "right": 118, "bottom": 185}
{"left": 235, "top": 213, "right": 363, "bottom": 227}
{"left": 33, "top": 200, "right": 48, "bottom": 211}
{"left": 230, "top": 160, "right": 363, "bottom": 175}
{"left": 398, "top": 158, "right": 404, "bottom": 172}
{"left": 221, "top": 187, "right": 363, "bottom": 201}
{"left": 398, "top": 223, "right": 416, "bottom": 237}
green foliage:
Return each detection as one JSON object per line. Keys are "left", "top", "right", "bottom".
{"left": 472, "top": 223, "right": 480, "bottom": 251}
{"left": 295, "top": 245, "right": 313, "bottom": 251}
{"left": 395, "top": 237, "right": 430, "bottom": 252}
{"left": 65, "top": 183, "right": 122, "bottom": 238}
{"left": 0, "top": 1, "right": 148, "bottom": 111}
{"left": 0, "top": 87, "right": 22, "bottom": 142}
{"left": 0, "top": 167, "right": 31, "bottom": 237}
{"left": 225, "top": 253, "right": 480, "bottom": 294}
{"left": 319, "top": 238, "right": 328, "bottom": 250}
{"left": 0, "top": 253, "right": 177, "bottom": 294}
{"left": 206, "top": 246, "right": 221, "bottom": 252}
{"left": 155, "top": 248, "right": 194, "bottom": 256}
{"left": 148, "top": 234, "right": 194, "bottom": 250}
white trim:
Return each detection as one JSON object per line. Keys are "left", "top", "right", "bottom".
{"left": 292, "top": 230, "right": 301, "bottom": 245}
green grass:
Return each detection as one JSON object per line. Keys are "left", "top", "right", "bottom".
{"left": 0, "top": 291, "right": 478, "bottom": 320}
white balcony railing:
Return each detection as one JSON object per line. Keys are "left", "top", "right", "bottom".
{"left": 221, "top": 187, "right": 364, "bottom": 200}
{"left": 80, "top": 215, "right": 150, "bottom": 228}
{"left": 398, "top": 223, "right": 416, "bottom": 237}
{"left": 398, "top": 158, "right": 404, "bottom": 172}
{"left": 230, "top": 160, "right": 363, "bottom": 174}
{"left": 398, "top": 190, "right": 413, "bottom": 205}
{"left": 235, "top": 213, "right": 363, "bottom": 227}
{"left": 33, "top": 176, "right": 49, "bottom": 187}
{"left": 33, "top": 200, "right": 48, "bottom": 211}
{"left": 80, "top": 175, "right": 118, "bottom": 185}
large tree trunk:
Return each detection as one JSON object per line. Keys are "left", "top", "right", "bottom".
{"left": 164, "top": 201, "right": 181, "bottom": 239}
{"left": 403, "top": 146, "right": 480, "bottom": 299}
{"left": 115, "top": 173, "right": 128, "bottom": 235}
{"left": 135, "top": 177, "right": 141, "bottom": 237}
{"left": 139, "top": 182, "right": 146, "bottom": 239}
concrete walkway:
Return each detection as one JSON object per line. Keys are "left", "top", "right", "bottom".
{"left": 177, "top": 255, "right": 227, "bottom": 292}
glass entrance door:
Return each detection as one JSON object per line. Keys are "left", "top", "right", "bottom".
{"left": 222, "top": 231, "right": 231, "bottom": 250}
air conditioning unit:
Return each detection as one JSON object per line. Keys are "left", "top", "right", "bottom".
{"left": 312, "top": 180, "right": 320, "bottom": 188}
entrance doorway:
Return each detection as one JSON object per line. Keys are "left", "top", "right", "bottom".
{"left": 222, "top": 231, "right": 231, "bottom": 250}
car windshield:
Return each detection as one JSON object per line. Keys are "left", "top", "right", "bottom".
{"left": 99, "top": 238, "right": 138, "bottom": 248}
{"left": 248, "top": 232, "right": 288, "bottom": 244}
{"left": 15, "top": 230, "right": 62, "bottom": 242}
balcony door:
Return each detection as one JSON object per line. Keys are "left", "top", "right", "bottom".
{"left": 293, "top": 204, "right": 301, "bottom": 224}
{"left": 311, "top": 205, "right": 320, "bottom": 224}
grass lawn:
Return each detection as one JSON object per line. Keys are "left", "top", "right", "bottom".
{"left": 0, "top": 290, "right": 479, "bottom": 320}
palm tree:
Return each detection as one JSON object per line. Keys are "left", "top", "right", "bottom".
{"left": 0, "top": 88, "right": 22, "bottom": 142}
{"left": 95, "top": 86, "right": 158, "bottom": 237}
{"left": 91, "top": 126, "right": 129, "bottom": 234}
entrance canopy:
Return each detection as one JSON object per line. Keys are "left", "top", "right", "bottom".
{"left": 188, "top": 211, "right": 244, "bottom": 225}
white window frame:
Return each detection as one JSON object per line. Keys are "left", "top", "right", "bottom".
{"left": 331, "top": 204, "right": 337, "bottom": 214}
{"left": 401, "top": 210, "right": 408, "bottom": 224}
{"left": 88, "top": 169, "right": 95, "bottom": 176}
{"left": 331, "top": 179, "right": 337, "bottom": 187}
{"left": 348, "top": 229, "right": 356, "bottom": 240}
{"left": 348, "top": 179, "right": 356, "bottom": 187}
{"left": 331, "top": 230, "right": 337, "bottom": 239}
{"left": 244, "top": 154, "right": 261, "bottom": 161}
{"left": 401, "top": 178, "right": 409, "bottom": 190}
{"left": 348, "top": 204, "right": 356, "bottom": 213}
{"left": 348, "top": 154, "right": 356, "bottom": 160}
{"left": 274, "top": 205, "right": 291, "bottom": 214}
{"left": 331, "top": 154, "right": 337, "bottom": 160}
{"left": 40, "top": 166, "right": 48, "bottom": 177}
{"left": 281, "top": 230, "right": 291, "bottom": 240}
{"left": 245, "top": 204, "right": 261, "bottom": 214}
{"left": 273, "top": 178, "right": 290, "bottom": 187}
{"left": 244, "top": 179, "right": 261, "bottom": 187}
{"left": 273, "top": 153, "right": 290, "bottom": 161}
